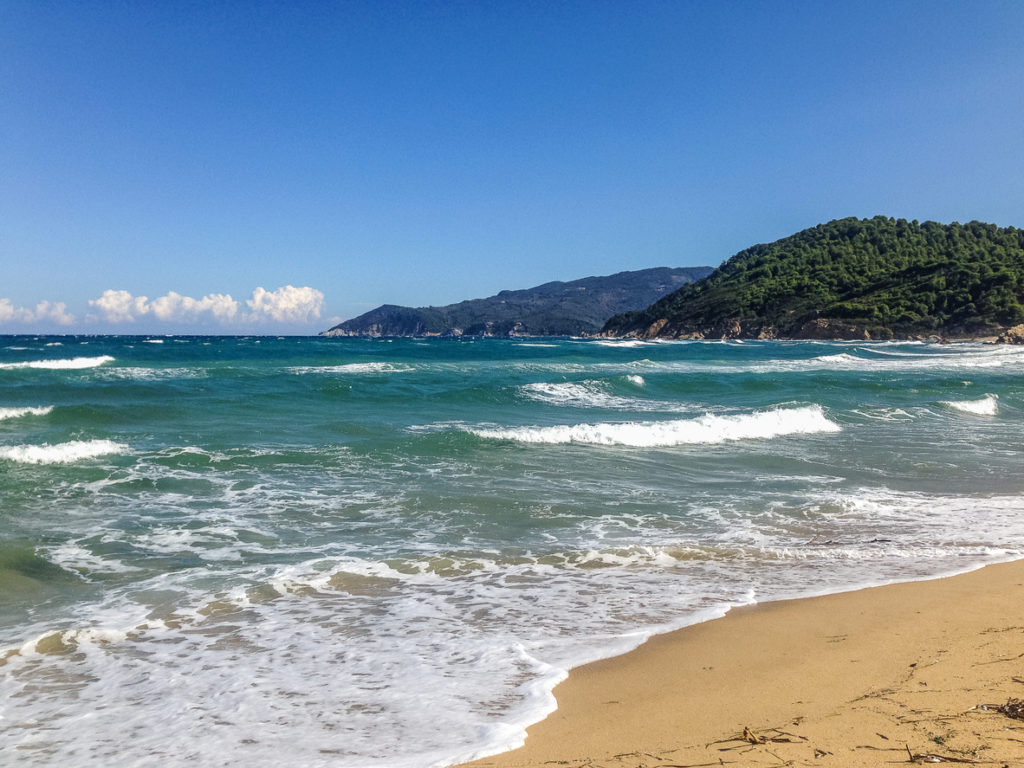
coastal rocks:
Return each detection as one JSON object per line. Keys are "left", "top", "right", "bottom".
{"left": 995, "top": 324, "right": 1024, "bottom": 344}
{"left": 635, "top": 317, "right": 783, "bottom": 340}
{"left": 641, "top": 318, "right": 670, "bottom": 338}
{"left": 793, "top": 317, "right": 871, "bottom": 341}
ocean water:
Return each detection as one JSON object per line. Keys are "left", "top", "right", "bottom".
{"left": 2, "top": 335, "right": 1023, "bottom": 767}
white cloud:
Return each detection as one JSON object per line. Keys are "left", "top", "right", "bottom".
{"left": 244, "top": 285, "right": 324, "bottom": 324}
{"left": 89, "top": 289, "right": 240, "bottom": 325}
{"left": 0, "top": 299, "right": 33, "bottom": 324}
{"left": 0, "top": 298, "right": 75, "bottom": 326}
{"left": 90, "top": 289, "right": 151, "bottom": 323}
{"left": 33, "top": 300, "right": 75, "bottom": 325}
{"left": 87, "top": 286, "right": 324, "bottom": 327}
{"left": 150, "top": 291, "right": 239, "bottom": 322}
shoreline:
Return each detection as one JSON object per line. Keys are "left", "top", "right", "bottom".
{"left": 457, "top": 559, "right": 1024, "bottom": 767}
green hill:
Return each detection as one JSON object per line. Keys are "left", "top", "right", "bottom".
{"left": 602, "top": 217, "right": 1024, "bottom": 340}
{"left": 322, "top": 267, "right": 713, "bottom": 337}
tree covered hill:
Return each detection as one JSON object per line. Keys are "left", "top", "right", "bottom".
{"left": 602, "top": 217, "right": 1024, "bottom": 340}
{"left": 322, "top": 266, "right": 713, "bottom": 337}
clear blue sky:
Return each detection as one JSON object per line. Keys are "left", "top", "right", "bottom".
{"left": 3, "top": 0, "right": 1023, "bottom": 333}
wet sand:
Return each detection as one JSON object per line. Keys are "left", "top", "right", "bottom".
{"left": 459, "top": 560, "right": 1024, "bottom": 767}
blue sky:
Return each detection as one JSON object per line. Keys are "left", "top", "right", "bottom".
{"left": 3, "top": 0, "right": 1023, "bottom": 334}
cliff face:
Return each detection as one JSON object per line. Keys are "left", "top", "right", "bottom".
{"left": 322, "top": 267, "right": 714, "bottom": 337}
{"left": 603, "top": 217, "right": 1024, "bottom": 341}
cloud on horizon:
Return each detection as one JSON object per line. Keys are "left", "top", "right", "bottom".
{"left": 245, "top": 286, "right": 325, "bottom": 324}
{"left": 86, "top": 286, "right": 325, "bottom": 327}
{"left": 0, "top": 286, "right": 326, "bottom": 330}
{"left": 0, "top": 298, "right": 75, "bottom": 326}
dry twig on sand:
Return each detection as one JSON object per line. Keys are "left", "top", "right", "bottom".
{"left": 709, "top": 726, "right": 807, "bottom": 752}
{"left": 903, "top": 743, "right": 979, "bottom": 764}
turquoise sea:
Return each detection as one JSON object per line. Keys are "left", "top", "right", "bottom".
{"left": 2, "top": 335, "right": 1023, "bottom": 767}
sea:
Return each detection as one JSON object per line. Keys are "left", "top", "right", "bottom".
{"left": 2, "top": 334, "right": 1023, "bottom": 767}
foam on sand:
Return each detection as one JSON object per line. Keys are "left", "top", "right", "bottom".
{"left": 940, "top": 394, "right": 999, "bottom": 416}
{"left": 468, "top": 404, "right": 841, "bottom": 447}
{"left": 0, "top": 439, "right": 129, "bottom": 464}
{"left": 0, "top": 406, "right": 54, "bottom": 421}
{"left": 0, "top": 356, "right": 115, "bottom": 370}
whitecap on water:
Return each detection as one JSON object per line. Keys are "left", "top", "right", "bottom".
{"left": 592, "top": 339, "right": 650, "bottom": 348}
{"left": 0, "top": 439, "right": 129, "bottom": 464}
{"left": 287, "top": 362, "right": 412, "bottom": 374}
{"left": 0, "top": 355, "right": 115, "bottom": 370}
{"left": 467, "top": 404, "right": 841, "bottom": 447}
{"left": 940, "top": 394, "right": 999, "bottom": 416}
{"left": 0, "top": 406, "right": 54, "bottom": 421}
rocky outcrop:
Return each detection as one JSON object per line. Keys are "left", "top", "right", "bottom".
{"left": 793, "top": 318, "right": 871, "bottom": 341}
{"left": 995, "top": 324, "right": 1024, "bottom": 344}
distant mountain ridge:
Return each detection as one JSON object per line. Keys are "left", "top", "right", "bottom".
{"left": 322, "top": 267, "right": 714, "bottom": 337}
{"left": 603, "top": 217, "right": 1024, "bottom": 341}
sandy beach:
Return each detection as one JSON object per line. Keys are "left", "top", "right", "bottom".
{"left": 460, "top": 560, "right": 1024, "bottom": 767}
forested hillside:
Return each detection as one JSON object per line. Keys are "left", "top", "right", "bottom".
{"left": 603, "top": 217, "right": 1024, "bottom": 340}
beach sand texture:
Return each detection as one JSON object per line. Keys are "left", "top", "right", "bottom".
{"left": 461, "top": 560, "right": 1024, "bottom": 767}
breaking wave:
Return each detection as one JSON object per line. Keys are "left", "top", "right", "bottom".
{"left": 0, "top": 439, "right": 129, "bottom": 464}
{"left": 287, "top": 362, "right": 412, "bottom": 374}
{"left": 940, "top": 394, "right": 999, "bottom": 416}
{"left": 0, "top": 356, "right": 115, "bottom": 370}
{"left": 592, "top": 339, "right": 650, "bottom": 348}
{"left": 519, "top": 379, "right": 688, "bottom": 412}
{"left": 0, "top": 406, "right": 54, "bottom": 421}
{"left": 521, "top": 381, "right": 644, "bottom": 410}
{"left": 467, "top": 404, "right": 841, "bottom": 446}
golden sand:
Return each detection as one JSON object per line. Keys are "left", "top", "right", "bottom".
{"left": 460, "top": 560, "right": 1024, "bottom": 767}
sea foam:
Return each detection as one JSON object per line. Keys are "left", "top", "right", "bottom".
{"left": 593, "top": 339, "right": 650, "bottom": 348}
{"left": 0, "top": 355, "right": 115, "bottom": 370}
{"left": 520, "top": 380, "right": 685, "bottom": 412}
{"left": 287, "top": 362, "right": 411, "bottom": 374}
{"left": 468, "top": 404, "right": 841, "bottom": 446}
{"left": 521, "top": 381, "right": 636, "bottom": 410}
{"left": 0, "top": 439, "right": 128, "bottom": 464}
{"left": 941, "top": 394, "right": 999, "bottom": 416}
{"left": 0, "top": 406, "right": 54, "bottom": 421}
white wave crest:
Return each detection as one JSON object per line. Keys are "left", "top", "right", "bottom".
{"left": 521, "top": 379, "right": 689, "bottom": 412}
{"left": 521, "top": 381, "right": 626, "bottom": 409}
{"left": 287, "top": 362, "right": 411, "bottom": 374}
{"left": 96, "top": 367, "right": 206, "bottom": 381}
{"left": 940, "top": 394, "right": 998, "bottom": 416}
{"left": 0, "top": 355, "right": 115, "bottom": 370}
{"left": 468, "top": 405, "right": 841, "bottom": 447}
{"left": 592, "top": 339, "right": 649, "bottom": 348}
{"left": 0, "top": 439, "right": 129, "bottom": 464}
{"left": 0, "top": 406, "right": 54, "bottom": 421}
